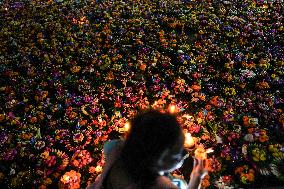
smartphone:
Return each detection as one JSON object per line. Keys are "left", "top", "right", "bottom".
{"left": 172, "top": 178, "right": 187, "bottom": 189}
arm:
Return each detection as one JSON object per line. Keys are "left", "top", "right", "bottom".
{"left": 187, "top": 158, "right": 208, "bottom": 189}
{"left": 85, "top": 140, "right": 124, "bottom": 189}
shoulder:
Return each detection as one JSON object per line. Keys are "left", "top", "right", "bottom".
{"left": 149, "top": 176, "right": 179, "bottom": 189}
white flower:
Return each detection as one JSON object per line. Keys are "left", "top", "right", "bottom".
{"left": 240, "top": 69, "right": 256, "bottom": 78}
{"left": 9, "top": 168, "right": 15, "bottom": 175}
{"left": 270, "top": 163, "right": 281, "bottom": 177}
{"left": 259, "top": 167, "right": 271, "bottom": 176}
{"left": 244, "top": 134, "right": 254, "bottom": 142}
{"left": 242, "top": 145, "right": 247, "bottom": 156}
{"left": 216, "top": 135, "right": 223, "bottom": 144}
{"left": 214, "top": 176, "right": 234, "bottom": 189}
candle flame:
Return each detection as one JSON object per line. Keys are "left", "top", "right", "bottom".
{"left": 184, "top": 133, "right": 195, "bottom": 148}
{"left": 124, "top": 122, "right": 130, "bottom": 132}
{"left": 169, "top": 104, "right": 178, "bottom": 114}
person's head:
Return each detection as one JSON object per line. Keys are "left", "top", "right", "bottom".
{"left": 120, "top": 109, "right": 186, "bottom": 185}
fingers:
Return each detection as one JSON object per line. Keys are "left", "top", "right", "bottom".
{"left": 204, "top": 159, "right": 209, "bottom": 169}
{"left": 193, "top": 157, "right": 197, "bottom": 167}
{"left": 192, "top": 157, "right": 208, "bottom": 175}
{"left": 199, "top": 158, "right": 204, "bottom": 168}
{"left": 193, "top": 157, "right": 205, "bottom": 167}
{"left": 194, "top": 157, "right": 205, "bottom": 168}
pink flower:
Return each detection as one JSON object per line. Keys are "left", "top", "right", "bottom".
{"left": 46, "top": 156, "right": 57, "bottom": 167}
{"left": 189, "top": 123, "right": 201, "bottom": 133}
{"left": 73, "top": 133, "right": 84, "bottom": 143}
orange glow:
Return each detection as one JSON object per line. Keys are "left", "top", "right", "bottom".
{"left": 194, "top": 146, "right": 214, "bottom": 160}
{"left": 168, "top": 104, "right": 178, "bottom": 114}
{"left": 62, "top": 175, "right": 70, "bottom": 183}
{"left": 124, "top": 122, "right": 130, "bottom": 132}
{"left": 194, "top": 146, "right": 207, "bottom": 160}
{"left": 184, "top": 133, "right": 195, "bottom": 148}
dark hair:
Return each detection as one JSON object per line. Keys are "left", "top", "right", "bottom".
{"left": 119, "top": 109, "right": 182, "bottom": 188}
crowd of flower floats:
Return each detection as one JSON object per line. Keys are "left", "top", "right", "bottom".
{"left": 0, "top": 0, "right": 283, "bottom": 188}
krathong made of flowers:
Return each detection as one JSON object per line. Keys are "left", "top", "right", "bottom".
{"left": 0, "top": 0, "right": 283, "bottom": 188}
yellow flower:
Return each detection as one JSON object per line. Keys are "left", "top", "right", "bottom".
{"left": 271, "top": 74, "right": 277, "bottom": 79}
{"left": 95, "top": 165, "right": 103, "bottom": 174}
{"left": 259, "top": 59, "right": 270, "bottom": 69}
{"left": 40, "top": 151, "right": 49, "bottom": 159}
{"left": 256, "top": 81, "right": 270, "bottom": 89}
{"left": 240, "top": 175, "right": 247, "bottom": 184}
{"left": 272, "top": 152, "right": 284, "bottom": 159}
{"left": 0, "top": 114, "right": 6, "bottom": 122}
{"left": 43, "top": 178, "right": 52, "bottom": 185}
{"left": 224, "top": 87, "right": 236, "bottom": 96}
{"left": 252, "top": 148, "right": 266, "bottom": 161}
{"left": 252, "top": 154, "right": 266, "bottom": 162}
{"left": 61, "top": 175, "right": 70, "bottom": 184}
{"left": 70, "top": 66, "right": 81, "bottom": 73}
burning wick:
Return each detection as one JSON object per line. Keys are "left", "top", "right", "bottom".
{"left": 184, "top": 133, "right": 195, "bottom": 148}
{"left": 194, "top": 146, "right": 214, "bottom": 160}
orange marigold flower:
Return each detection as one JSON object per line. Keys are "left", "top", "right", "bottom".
{"left": 247, "top": 128, "right": 255, "bottom": 134}
{"left": 207, "top": 157, "right": 222, "bottom": 173}
{"left": 205, "top": 105, "right": 212, "bottom": 110}
{"left": 235, "top": 166, "right": 244, "bottom": 174}
{"left": 260, "top": 129, "right": 267, "bottom": 135}
{"left": 201, "top": 175, "right": 210, "bottom": 188}
{"left": 139, "top": 63, "right": 147, "bottom": 71}
{"left": 192, "top": 84, "right": 201, "bottom": 91}
{"left": 259, "top": 135, "right": 269, "bottom": 143}
{"left": 246, "top": 172, "right": 255, "bottom": 182}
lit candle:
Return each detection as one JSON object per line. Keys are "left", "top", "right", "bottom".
{"left": 169, "top": 104, "right": 178, "bottom": 114}
{"left": 118, "top": 122, "right": 131, "bottom": 133}
{"left": 124, "top": 122, "right": 130, "bottom": 132}
{"left": 184, "top": 133, "right": 195, "bottom": 148}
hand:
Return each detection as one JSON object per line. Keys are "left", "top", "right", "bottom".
{"left": 188, "top": 158, "right": 208, "bottom": 189}
{"left": 190, "top": 158, "right": 208, "bottom": 180}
